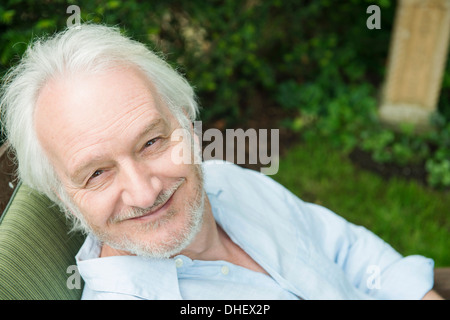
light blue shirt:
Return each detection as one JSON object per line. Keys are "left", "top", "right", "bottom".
{"left": 76, "top": 160, "right": 434, "bottom": 300}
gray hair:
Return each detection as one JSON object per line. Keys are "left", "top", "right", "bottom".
{"left": 0, "top": 24, "right": 199, "bottom": 231}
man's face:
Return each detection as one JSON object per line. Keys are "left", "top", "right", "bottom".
{"left": 34, "top": 66, "right": 204, "bottom": 258}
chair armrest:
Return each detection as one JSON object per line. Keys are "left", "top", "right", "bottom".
{"left": 434, "top": 268, "right": 450, "bottom": 300}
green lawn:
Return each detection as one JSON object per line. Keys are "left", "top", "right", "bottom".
{"left": 273, "top": 134, "right": 450, "bottom": 267}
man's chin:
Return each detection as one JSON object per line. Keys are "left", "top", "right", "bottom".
{"left": 98, "top": 230, "right": 196, "bottom": 259}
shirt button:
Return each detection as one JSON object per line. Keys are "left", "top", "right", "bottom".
{"left": 221, "top": 265, "right": 229, "bottom": 275}
{"left": 175, "top": 258, "right": 184, "bottom": 268}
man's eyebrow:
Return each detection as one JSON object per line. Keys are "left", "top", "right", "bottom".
{"left": 69, "top": 118, "right": 166, "bottom": 184}
{"left": 135, "top": 118, "right": 166, "bottom": 143}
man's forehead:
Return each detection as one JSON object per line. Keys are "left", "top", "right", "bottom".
{"left": 36, "top": 66, "right": 169, "bottom": 133}
{"left": 37, "top": 66, "right": 160, "bottom": 116}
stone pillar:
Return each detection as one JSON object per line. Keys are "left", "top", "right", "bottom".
{"left": 379, "top": 0, "right": 450, "bottom": 132}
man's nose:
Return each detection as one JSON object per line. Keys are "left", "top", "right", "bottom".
{"left": 119, "top": 161, "right": 163, "bottom": 209}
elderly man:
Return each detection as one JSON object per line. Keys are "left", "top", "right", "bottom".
{"left": 0, "top": 24, "right": 441, "bottom": 300}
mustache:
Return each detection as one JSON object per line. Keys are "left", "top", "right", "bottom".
{"left": 109, "top": 178, "right": 185, "bottom": 224}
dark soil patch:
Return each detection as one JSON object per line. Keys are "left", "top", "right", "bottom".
{"left": 0, "top": 146, "right": 17, "bottom": 215}
{"left": 348, "top": 147, "right": 429, "bottom": 186}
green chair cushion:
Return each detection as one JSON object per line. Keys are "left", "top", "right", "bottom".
{"left": 0, "top": 183, "right": 85, "bottom": 300}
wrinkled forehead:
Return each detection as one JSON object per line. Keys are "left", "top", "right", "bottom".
{"left": 34, "top": 65, "right": 178, "bottom": 176}
{"left": 36, "top": 64, "right": 172, "bottom": 121}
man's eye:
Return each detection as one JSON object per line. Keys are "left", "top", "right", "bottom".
{"left": 90, "top": 170, "right": 103, "bottom": 179}
{"left": 145, "top": 138, "right": 158, "bottom": 148}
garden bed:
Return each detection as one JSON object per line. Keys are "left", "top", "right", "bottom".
{"left": 0, "top": 144, "right": 17, "bottom": 215}
{"left": 349, "top": 147, "right": 428, "bottom": 186}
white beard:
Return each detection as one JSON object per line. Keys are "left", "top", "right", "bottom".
{"left": 97, "top": 187, "right": 205, "bottom": 259}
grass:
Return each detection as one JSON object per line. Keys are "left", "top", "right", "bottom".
{"left": 273, "top": 134, "right": 450, "bottom": 267}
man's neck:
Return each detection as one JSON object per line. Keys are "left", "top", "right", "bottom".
{"left": 175, "top": 198, "right": 229, "bottom": 261}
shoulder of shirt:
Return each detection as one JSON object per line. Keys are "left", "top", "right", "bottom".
{"left": 202, "top": 160, "right": 287, "bottom": 199}
{"left": 201, "top": 160, "right": 350, "bottom": 234}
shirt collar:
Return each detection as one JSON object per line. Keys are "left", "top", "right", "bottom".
{"left": 76, "top": 234, "right": 182, "bottom": 299}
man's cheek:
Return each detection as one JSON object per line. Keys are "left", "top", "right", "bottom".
{"left": 72, "top": 192, "right": 113, "bottom": 228}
